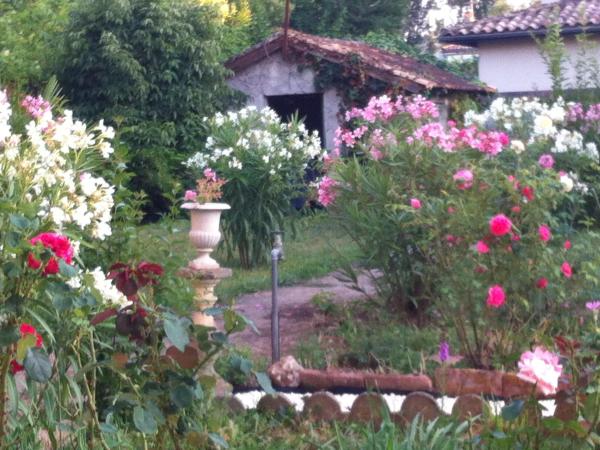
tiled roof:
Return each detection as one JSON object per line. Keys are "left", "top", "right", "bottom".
{"left": 440, "top": 0, "right": 600, "bottom": 44}
{"left": 226, "top": 29, "right": 493, "bottom": 94}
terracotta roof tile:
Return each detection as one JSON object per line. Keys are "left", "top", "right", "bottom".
{"left": 226, "top": 29, "right": 492, "bottom": 94}
{"left": 440, "top": 0, "right": 600, "bottom": 43}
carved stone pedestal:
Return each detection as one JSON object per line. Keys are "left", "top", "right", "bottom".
{"left": 178, "top": 267, "right": 232, "bottom": 327}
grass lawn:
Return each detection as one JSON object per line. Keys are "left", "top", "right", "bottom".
{"left": 141, "top": 212, "right": 360, "bottom": 302}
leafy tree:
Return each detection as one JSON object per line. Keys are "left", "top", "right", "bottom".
{"left": 290, "top": 0, "right": 410, "bottom": 38}
{"left": 447, "top": 0, "right": 498, "bottom": 20}
{"left": 198, "top": 0, "right": 284, "bottom": 57}
{"left": 57, "top": 0, "right": 235, "bottom": 215}
{"left": 405, "top": 0, "right": 436, "bottom": 44}
{"left": 0, "top": 0, "right": 73, "bottom": 91}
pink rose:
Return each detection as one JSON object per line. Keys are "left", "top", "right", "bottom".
{"left": 453, "top": 169, "right": 474, "bottom": 189}
{"left": 489, "top": 214, "right": 512, "bottom": 237}
{"left": 538, "top": 224, "right": 552, "bottom": 242}
{"left": 517, "top": 347, "right": 562, "bottom": 395}
{"left": 536, "top": 277, "right": 548, "bottom": 289}
{"left": 184, "top": 190, "right": 198, "bottom": 202}
{"left": 538, "top": 154, "right": 555, "bottom": 169}
{"left": 410, "top": 198, "right": 421, "bottom": 209}
{"left": 486, "top": 285, "right": 506, "bottom": 308}
{"left": 476, "top": 240, "right": 489, "bottom": 254}
{"left": 561, "top": 261, "right": 572, "bottom": 278}
{"left": 564, "top": 240, "right": 571, "bottom": 250}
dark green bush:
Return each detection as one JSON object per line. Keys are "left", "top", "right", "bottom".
{"left": 57, "top": 0, "right": 236, "bottom": 215}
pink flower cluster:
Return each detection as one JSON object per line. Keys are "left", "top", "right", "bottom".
{"left": 517, "top": 347, "right": 563, "bottom": 395}
{"left": 344, "top": 95, "right": 440, "bottom": 124}
{"left": 203, "top": 167, "right": 217, "bottom": 181}
{"left": 21, "top": 95, "right": 51, "bottom": 120}
{"left": 368, "top": 128, "right": 396, "bottom": 161}
{"left": 567, "top": 102, "right": 600, "bottom": 123}
{"left": 410, "top": 122, "right": 509, "bottom": 155}
{"left": 336, "top": 95, "right": 441, "bottom": 154}
{"left": 334, "top": 125, "right": 369, "bottom": 149}
{"left": 567, "top": 102, "right": 600, "bottom": 132}
{"left": 317, "top": 176, "right": 338, "bottom": 207}
{"left": 404, "top": 96, "right": 440, "bottom": 120}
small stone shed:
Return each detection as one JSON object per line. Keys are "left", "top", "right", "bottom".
{"left": 225, "top": 29, "right": 492, "bottom": 149}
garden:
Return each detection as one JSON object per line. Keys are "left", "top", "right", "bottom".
{"left": 1, "top": 0, "right": 600, "bottom": 449}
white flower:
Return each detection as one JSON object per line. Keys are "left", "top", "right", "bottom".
{"left": 560, "top": 174, "right": 574, "bottom": 192}
{"left": 534, "top": 115, "right": 555, "bottom": 137}
{"left": 548, "top": 102, "right": 566, "bottom": 122}
{"left": 90, "top": 267, "right": 130, "bottom": 308}
{"left": 99, "top": 142, "right": 114, "bottom": 158}
{"left": 510, "top": 140, "right": 525, "bottom": 154}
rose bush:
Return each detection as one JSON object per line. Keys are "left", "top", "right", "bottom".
{"left": 321, "top": 94, "right": 600, "bottom": 368}
{"left": 186, "top": 106, "right": 325, "bottom": 268}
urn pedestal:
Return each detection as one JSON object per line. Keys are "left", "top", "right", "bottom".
{"left": 182, "top": 202, "right": 231, "bottom": 271}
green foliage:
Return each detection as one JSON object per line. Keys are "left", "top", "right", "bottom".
{"left": 57, "top": 0, "right": 235, "bottom": 215}
{"left": 536, "top": 22, "right": 568, "bottom": 99}
{"left": 0, "top": 0, "right": 73, "bottom": 91}
{"left": 213, "top": 0, "right": 285, "bottom": 58}
{"left": 290, "top": 0, "right": 410, "bottom": 38}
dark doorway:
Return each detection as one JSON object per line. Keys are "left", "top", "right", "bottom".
{"left": 266, "top": 93, "right": 324, "bottom": 147}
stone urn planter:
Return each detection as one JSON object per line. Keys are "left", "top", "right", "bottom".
{"left": 182, "top": 202, "right": 230, "bottom": 270}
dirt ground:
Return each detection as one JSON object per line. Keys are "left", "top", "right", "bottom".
{"left": 218, "top": 271, "right": 378, "bottom": 360}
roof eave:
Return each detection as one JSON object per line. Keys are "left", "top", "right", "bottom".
{"left": 439, "top": 25, "right": 600, "bottom": 45}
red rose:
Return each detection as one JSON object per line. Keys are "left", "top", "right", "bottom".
{"left": 28, "top": 232, "right": 74, "bottom": 276}
{"left": 521, "top": 186, "right": 535, "bottom": 201}
{"left": 10, "top": 323, "right": 43, "bottom": 374}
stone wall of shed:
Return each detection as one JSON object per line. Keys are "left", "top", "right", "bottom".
{"left": 227, "top": 52, "right": 342, "bottom": 149}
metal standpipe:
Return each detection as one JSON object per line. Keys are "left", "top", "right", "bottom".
{"left": 270, "top": 231, "right": 284, "bottom": 364}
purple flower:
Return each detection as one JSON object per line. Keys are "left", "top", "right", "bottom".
{"left": 439, "top": 341, "right": 450, "bottom": 362}
{"left": 586, "top": 300, "right": 600, "bottom": 311}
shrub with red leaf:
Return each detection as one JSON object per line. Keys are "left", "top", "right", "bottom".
{"left": 108, "top": 261, "right": 164, "bottom": 299}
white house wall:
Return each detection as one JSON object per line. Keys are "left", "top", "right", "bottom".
{"left": 227, "top": 52, "right": 342, "bottom": 149}
{"left": 478, "top": 35, "right": 600, "bottom": 93}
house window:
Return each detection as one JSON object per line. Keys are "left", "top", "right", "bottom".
{"left": 266, "top": 93, "right": 324, "bottom": 147}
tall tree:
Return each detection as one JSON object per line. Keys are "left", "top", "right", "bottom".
{"left": 290, "top": 0, "right": 410, "bottom": 38}
{"left": 58, "top": 0, "right": 234, "bottom": 214}
{"left": 405, "top": 0, "right": 436, "bottom": 44}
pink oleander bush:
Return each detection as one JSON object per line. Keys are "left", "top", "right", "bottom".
{"left": 320, "top": 94, "right": 600, "bottom": 368}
